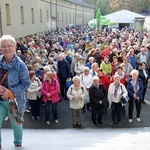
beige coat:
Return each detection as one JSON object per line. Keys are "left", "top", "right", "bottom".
{"left": 67, "top": 84, "right": 87, "bottom": 109}
{"left": 26, "top": 77, "right": 42, "bottom": 100}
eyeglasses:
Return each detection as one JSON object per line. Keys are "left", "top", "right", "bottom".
{"left": 1, "top": 45, "right": 15, "bottom": 50}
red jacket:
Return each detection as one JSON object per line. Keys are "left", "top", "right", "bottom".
{"left": 41, "top": 79, "right": 60, "bottom": 103}
{"left": 100, "top": 48, "right": 111, "bottom": 60}
{"left": 111, "top": 62, "right": 121, "bottom": 75}
{"left": 110, "top": 74, "right": 127, "bottom": 87}
{"left": 99, "top": 74, "right": 110, "bottom": 89}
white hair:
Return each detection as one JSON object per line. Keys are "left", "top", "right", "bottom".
{"left": 43, "top": 65, "right": 51, "bottom": 72}
{"left": 92, "top": 76, "right": 99, "bottom": 81}
{"left": 114, "top": 74, "right": 121, "bottom": 79}
{"left": 72, "top": 76, "right": 80, "bottom": 82}
{"left": 131, "top": 69, "right": 139, "bottom": 76}
{"left": 91, "top": 62, "right": 98, "bottom": 68}
{"left": 89, "top": 57, "right": 94, "bottom": 61}
{"left": 0, "top": 35, "right": 16, "bottom": 46}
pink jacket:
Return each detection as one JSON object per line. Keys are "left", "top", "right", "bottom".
{"left": 41, "top": 79, "right": 60, "bottom": 103}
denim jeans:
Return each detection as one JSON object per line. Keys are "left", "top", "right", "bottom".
{"left": 0, "top": 100, "right": 22, "bottom": 146}
{"left": 45, "top": 101, "right": 58, "bottom": 121}
{"left": 29, "top": 97, "right": 41, "bottom": 117}
{"left": 111, "top": 102, "right": 122, "bottom": 122}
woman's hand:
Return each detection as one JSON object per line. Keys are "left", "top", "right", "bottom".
{"left": 0, "top": 85, "right": 5, "bottom": 93}
{"left": 133, "top": 93, "right": 137, "bottom": 99}
{"left": 0, "top": 87, "right": 10, "bottom": 100}
{"left": 47, "top": 93, "right": 51, "bottom": 97}
{"left": 99, "top": 100, "right": 103, "bottom": 105}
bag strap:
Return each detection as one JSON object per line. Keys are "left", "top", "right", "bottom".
{"left": 120, "top": 85, "right": 124, "bottom": 95}
{"left": 0, "top": 71, "right": 9, "bottom": 85}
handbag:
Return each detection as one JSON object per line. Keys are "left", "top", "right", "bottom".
{"left": 66, "top": 79, "right": 73, "bottom": 90}
{"left": 0, "top": 70, "right": 24, "bottom": 125}
{"left": 120, "top": 86, "right": 129, "bottom": 104}
{"left": 9, "top": 99, "right": 24, "bottom": 125}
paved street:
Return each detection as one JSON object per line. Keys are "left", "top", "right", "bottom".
{"left": 3, "top": 88, "right": 150, "bottom": 129}
{"left": 1, "top": 88, "right": 150, "bottom": 149}
{"left": 1, "top": 127, "right": 150, "bottom": 150}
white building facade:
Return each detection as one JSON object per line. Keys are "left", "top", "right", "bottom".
{"left": 0, "top": 0, "right": 94, "bottom": 41}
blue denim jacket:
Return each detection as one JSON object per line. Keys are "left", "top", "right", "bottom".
{"left": 0, "top": 55, "right": 30, "bottom": 114}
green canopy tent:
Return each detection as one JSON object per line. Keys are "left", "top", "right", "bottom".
{"left": 88, "top": 9, "right": 115, "bottom": 31}
{"left": 88, "top": 17, "right": 115, "bottom": 27}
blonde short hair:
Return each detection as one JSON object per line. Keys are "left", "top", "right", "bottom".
{"left": 46, "top": 71, "right": 53, "bottom": 79}
{"left": 0, "top": 35, "right": 16, "bottom": 46}
{"left": 84, "top": 67, "right": 90, "bottom": 72}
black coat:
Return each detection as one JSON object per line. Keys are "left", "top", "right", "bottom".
{"left": 57, "top": 59, "right": 70, "bottom": 79}
{"left": 138, "top": 68, "right": 149, "bottom": 88}
{"left": 89, "top": 84, "right": 107, "bottom": 108}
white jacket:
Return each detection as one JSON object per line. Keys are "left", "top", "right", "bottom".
{"left": 108, "top": 82, "right": 128, "bottom": 105}
{"left": 67, "top": 84, "right": 87, "bottom": 109}
{"left": 74, "top": 62, "right": 85, "bottom": 76}
{"left": 80, "top": 74, "right": 93, "bottom": 89}
{"left": 26, "top": 77, "right": 42, "bottom": 100}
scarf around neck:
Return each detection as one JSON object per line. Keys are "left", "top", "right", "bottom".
{"left": 0, "top": 54, "right": 18, "bottom": 71}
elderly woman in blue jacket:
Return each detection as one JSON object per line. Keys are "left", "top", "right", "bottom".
{"left": 127, "top": 69, "right": 144, "bottom": 123}
{"left": 0, "top": 35, "right": 30, "bottom": 148}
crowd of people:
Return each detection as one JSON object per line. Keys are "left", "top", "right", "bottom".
{"left": 1, "top": 25, "right": 150, "bottom": 131}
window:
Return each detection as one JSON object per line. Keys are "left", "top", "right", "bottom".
{"left": 40, "top": 9, "right": 42, "bottom": 23}
{"left": 6, "top": 4, "right": 11, "bottom": 25}
{"left": 31, "top": 8, "right": 34, "bottom": 23}
{"left": 57, "top": 12, "right": 59, "bottom": 22}
{"left": 47, "top": 10, "right": 49, "bottom": 22}
{"left": 62, "top": 12, "right": 63, "bottom": 22}
{"left": 20, "top": 6, "right": 24, "bottom": 24}
{"left": 69, "top": 13, "right": 71, "bottom": 21}
{"left": 66, "top": 13, "right": 67, "bottom": 21}
{"left": 73, "top": 13, "right": 74, "bottom": 21}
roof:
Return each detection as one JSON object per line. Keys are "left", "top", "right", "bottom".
{"left": 66, "top": 0, "right": 93, "bottom": 8}
{"left": 105, "top": 9, "right": 145, "bottom": 23}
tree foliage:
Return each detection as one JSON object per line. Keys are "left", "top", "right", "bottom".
{"left": 109, "top": 0, "right": 142, "bottom": 13}
{"left": 84, "top": 0, "right": 150, "bottom": 15}
{"left": 95, "top": 0, "right": 111, "bottom": 15}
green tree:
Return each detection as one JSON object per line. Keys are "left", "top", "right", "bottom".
{"left": 95, "top": 0, "right": 111, "bottom": 16}
{"left": 141, "top": 0, "right": 150, "bottom": 10}
{"left": 96, "top": 8, "right": 101, "bottom": 32}
{"left": 109, "top": 0, "right": 142, "bottom": 13}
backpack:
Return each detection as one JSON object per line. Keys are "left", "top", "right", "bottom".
{"left": 70, "top": 86, "right": 84, "bottom": 95}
